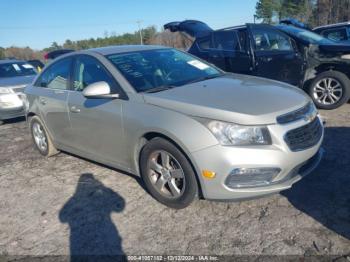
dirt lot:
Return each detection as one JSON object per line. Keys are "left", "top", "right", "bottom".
{"left": 0, "top": 105, "right": 349, "bottom": 258}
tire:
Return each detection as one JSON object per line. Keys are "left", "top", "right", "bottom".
{"left": 307, "top": 71, "right": 350, "bottom": 110}
{"left": 140, "top": 137, "right": 198, "bottom": 209}
{"left": 0, "top": 120, "right": 3, "bottom": 125}
{"left": 29, "top": 116, "right": 59, "bottom": 157}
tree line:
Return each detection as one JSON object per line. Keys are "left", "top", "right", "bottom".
{"left": 1, "top": 0, "right": 349, "bottom": 61}
{"left": 255, "top": 0, "right": 350, "bottom": 26}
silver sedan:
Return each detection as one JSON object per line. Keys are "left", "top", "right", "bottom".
{"left": 0, "top": 60, "right": 37, "bottom": 124}
{"left": 24, "top": 45, "right": 324, "bottom": 208}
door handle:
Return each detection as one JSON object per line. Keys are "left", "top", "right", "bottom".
{"left": 70, "top": 106, "right": 81, "bottom": 113}
{"left": 39, "top": 98, "right": 47, "bottom": 105}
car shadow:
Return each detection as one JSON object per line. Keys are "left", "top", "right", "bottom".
{"left": 282, "top": 126, "right": 350, "bottom": 240}
{"left": 1, "top": 116, "right": 26, "bottom": 125}
{"left": 59, "top": 173, "right": 127, "bottom": 261}
{"left": 62, "top": 151, "right": 148, "bottom": 193}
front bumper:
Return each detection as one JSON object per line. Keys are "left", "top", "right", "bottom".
{"left": 0, "top": 106, "right": 25, "bottom": 120}
{"left": 0, "top": 93, "right": 26, "bottom": 120}
{"left": 191, "top": 117, "right": 324, "bottom": 200}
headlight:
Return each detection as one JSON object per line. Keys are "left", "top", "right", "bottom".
{"left": 197, "top": 118, "right": 272, "bottom": 146}
{"left": 0, "top": 88, "right": 14, "bottom": 94}
{"left": 341, "top": 54, "right": 350, "bottom": 60}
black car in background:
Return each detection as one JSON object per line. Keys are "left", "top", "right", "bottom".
{"left": 313, "top": 22, "right": 350, "bottom": 43}
{"left": 164, "top": 20, "right": 350, "bottom": 109}
{"left": 27, "top": 59, "right": 45, "bottom": 72}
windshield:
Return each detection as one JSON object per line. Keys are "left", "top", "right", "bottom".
{"left": 280, "top": 26, "right": 335, "bottom": 45}
{"left": 0, "top": 62, "right": 37, "bottom": 78}
{"left": 106, "top": 49, "right": 222, "bottom": 92}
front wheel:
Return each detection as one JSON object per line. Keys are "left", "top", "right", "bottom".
{"left": 140, "top": 138, "right": 198, "bottom": 209}
{"left": 308, "top": 71, "right": 350, "bottom": 110}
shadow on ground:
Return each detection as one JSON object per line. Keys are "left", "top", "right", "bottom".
{"left": 283, "top": 126, "right": 350, "bottom": 241}
{"left": 59, "top": 173, "right": 126, "bottom": 261}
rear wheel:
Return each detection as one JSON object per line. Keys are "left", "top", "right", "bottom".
{"left": 308, "top": 71, "right": 350, "bottom": 110}
{"left": 140, "top": 137, "right": 198, "bottom": 209}
{"left": 30, "top": 116, "right": 59, "bottom": 157}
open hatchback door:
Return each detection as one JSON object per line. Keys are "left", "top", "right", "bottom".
{"left": 164, "top": 20, "right": 213, "bottom": 38}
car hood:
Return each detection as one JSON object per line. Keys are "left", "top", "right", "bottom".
{"left": 0, "top": 75, "right": 36, "bottom": 88}
{"left": 318, "top": 43, "right": 350, "bottom": 53}
{"left": 143, "top": 74, "right": 310, "bottom": 125}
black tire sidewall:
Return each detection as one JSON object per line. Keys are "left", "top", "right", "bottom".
{"left": 308, "top": 71, "right": 350, "bottom": 110}
{"left": 30, "top": 117, "right": 49, "bottom": 156}
{"left": 140, "top": 138, "right": 198, "bottom": 209}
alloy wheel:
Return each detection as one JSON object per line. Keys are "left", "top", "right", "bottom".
{"left": 147, "top": 150, "right": 186, "bottom": 198}
{"left": 313, "top": 77, "right": 343, "bottom": 105}
{"left": 32, "top": 122, "right": 48, "bottom": 152}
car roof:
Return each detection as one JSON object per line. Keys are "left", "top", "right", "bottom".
{"left": 88, "top": 45, "right": 169, "bottom": 55}
{"left": 0, "top": 59, "right": 26, "bottom": 64}
{"left": 314, "top": 21, "right": 350, "bottom": 31}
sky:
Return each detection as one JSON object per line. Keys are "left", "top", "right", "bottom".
{"left": 0, "top": 0, "right": 257, "bottom": 50}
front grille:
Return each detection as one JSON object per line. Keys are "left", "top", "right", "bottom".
{"left": 284, "top": 117, "right": 323, "bottom": 151}
{"left": 277, "top": 102, "right": 316, "bottom": 124}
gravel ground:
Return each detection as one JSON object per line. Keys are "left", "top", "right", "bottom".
{"left": 0, "top": 105, "right": 349, "bottom": 259}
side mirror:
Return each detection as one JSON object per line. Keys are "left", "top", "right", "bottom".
{"left": 82, "top": 81, "right": 119, "bottom": 99}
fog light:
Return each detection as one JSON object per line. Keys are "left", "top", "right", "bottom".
{"left": 202, "top": 170, "right": 216, "bottom": 179}
{"left": 225, "top": 167, "right": 281, "bottom": 189}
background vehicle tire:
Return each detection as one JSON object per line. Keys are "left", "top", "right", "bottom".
{"left": 140, "top": 137, "right": 198, "bottom": 209}
{"left": 308, "top": 71, "right": 350, "bottom": 110}
{"left": 30, "top": 116, "right": 59, "bottom": 157}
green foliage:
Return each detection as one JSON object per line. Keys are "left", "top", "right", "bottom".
{"left": 255, "top": 0, "right": 316, "bottom": 24}
{"left": 44, "top": 26, "right": 157, "bottom": 52}
{"left": 0, "top": 47, "right": 5, "bottom": 59}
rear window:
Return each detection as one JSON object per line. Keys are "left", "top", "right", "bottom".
{"left": 0, "top": 62, "right": 37, "bottom": 78}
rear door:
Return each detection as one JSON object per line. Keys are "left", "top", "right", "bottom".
{"left": 66, "top": 54, "right": 128, "bottom": 168}
{"left": 208, "top": 29, "right": 252, "bottom": 74}
{"left": 247, "top": 24, "right": 304, "bottom": 86}
{"left": 33, "top": 57, "right": 73, "bottom": 145}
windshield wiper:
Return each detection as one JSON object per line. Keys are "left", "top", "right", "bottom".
{"left": 185, "top": 74, "right": 224, "bottom": 85}
{"left": 143, "top": 85, "right": 175, "bottom": 93}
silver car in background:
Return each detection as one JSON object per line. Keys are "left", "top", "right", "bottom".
{"left": 0, "top": 60, "right": 37, "bottom": 124}
{"left": 24, "top": 45, "right": 324, "bottom": 208}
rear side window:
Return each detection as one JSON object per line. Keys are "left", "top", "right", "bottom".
{"left": 251, "top": 28, "right": 293, "bottom": 51}
{"left": 72, "top": 55, "right": 118, "bottom": 92}
{"left": 35, "top": 58, "right": 72, "bottom": 89}
{"left": 321, "top": 28, "right": 349, "bottom": 41}
{"left": 197, "top": 37, "right": 211, "bottom": 50}
{"left": 213, "top": 31, "right": 240, "bottom": 51}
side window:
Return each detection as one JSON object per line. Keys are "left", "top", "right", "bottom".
{"left": 251, "top": 28, "right": 293, "bottom": 52}
{"left": 72, "top": 55, "right": 116, "bottom": 92}
{"left": 35, "top": 58, "right": 72, "bottom": 89}
{"left": 197, "top": 37, "right": 211, "bottom": 50}
{"left": 213, "top": 31, "right": 240, "bottom": 51}
{"left": 322, "top": 28, "right": 348, "bottom": 41}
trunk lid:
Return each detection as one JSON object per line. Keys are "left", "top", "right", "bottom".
{"left": 164, "top": 20, "right": 213, "bottom": 38}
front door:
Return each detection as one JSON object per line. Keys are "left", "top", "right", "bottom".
{"left": 33, "top": 57, "right": 73, "bottom": 144}
{"left": 67, "top": 55, "right": 128, "bottom": 168}
{"left": 247, "top": 24, "right": 304, "bottom": 86}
